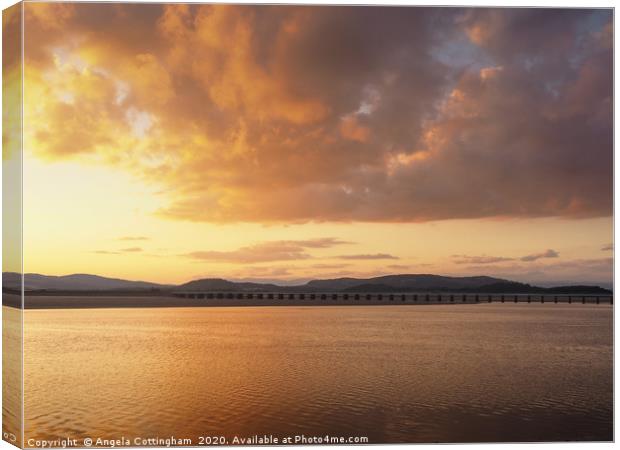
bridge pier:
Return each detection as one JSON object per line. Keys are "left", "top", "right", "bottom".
{"left": 172, "top": 291, "right": 611, "bottom": 307}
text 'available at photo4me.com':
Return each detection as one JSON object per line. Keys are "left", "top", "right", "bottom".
{"left": 25, "top": 434, "right": 370, "bottom": 448}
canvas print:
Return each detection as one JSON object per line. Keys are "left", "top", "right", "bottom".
{"left": 2, "top": 2, "right": 613, "bottom": 447}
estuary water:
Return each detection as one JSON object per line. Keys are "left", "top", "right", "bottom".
{"left": 9, "top": 304, "right": 613, "bottom": 444}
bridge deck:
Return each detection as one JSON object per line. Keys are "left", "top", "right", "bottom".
{"left": 172, "top": 292, "right": 613, "bottom": 305}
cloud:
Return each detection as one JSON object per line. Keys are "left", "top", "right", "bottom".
{"left": 601, "top": 243, "right": 613, "bottom": 251}
{"left": 387, "top": 264, "right": 410, "bottom": 270}
{"left": 22, "top": 5, "right": 612, "bottom": 223}
{"left": 190, "top": 265, "right": 303, "bottom": 284}
{"left": 121, "top": 247, "right": 143, "bottom": 252}
{"left": 185, "top": 245, "right": 310, "bottom": 264}
{"left": 339, "top": 115, "right": 371, "bottom": 142}
{"left": 93, "top": 250, "right": 120, "bottom": 255}
{"left": 454, "top": 249, "right": 560, "bottom": 264}
{"left": 310, "top": 263, "right": 352, "bottom": 269}
{"left": 520, "top": 249, "right": 559, "bottom": 262}
{"left": 453, "top": 255, "right": 514, "bottom": 264}
{"left": 3, "top": 5, "right": 22, "bottom": 162}
{"left": 235, "top": 266, "right": 292, "bottom": 277}
{"left": 337, "top": 253, "right": 399, "bottom": 260}
{"left": 302, "top": 268, "right": 406, "bottom": 280}
{"left": 460, "top": 257, "right": 611, "bottom": 286}
{"left": 118, "top": 236, "right": 150, "bottom": 241}
{"left": 184, "top": 237, "right": 350, "bottom": 263}
{"left": 283, "top": 238, "right": 354, "bottom": 248}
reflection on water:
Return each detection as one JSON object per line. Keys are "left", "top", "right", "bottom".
{"left": 3, "top": 306, "right": 22, "bottom": 447}
{"left": 18, "top": 304, "right": 613, "bottom": 444}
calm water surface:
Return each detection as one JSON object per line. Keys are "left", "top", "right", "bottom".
{"left": 17, "top": 304, "right": 613, "bottom": 444}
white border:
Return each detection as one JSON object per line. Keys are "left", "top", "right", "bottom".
{"left": 0, "top": 1, "right": 616, "bottom": 450}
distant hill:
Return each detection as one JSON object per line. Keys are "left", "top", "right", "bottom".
{"left": 177, "top": 278, "right": 281, "bottom": 292}
{"left": 2, "top": 272, "right": 612, "bottom": 295}
{"left": 542, "top": 285, "right": 613, "bottom": 295}
{"left": 3, "top": 272, "right": 168, "bottom": 291}
{"left": 308, "top": 274, "right": 507, "bottom": 291}
{"left": 343, "top": 280, "right": 612, "bottom": 295}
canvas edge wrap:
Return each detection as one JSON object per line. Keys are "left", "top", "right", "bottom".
{"left": 3, "top": 2, "right": 24, "bottom": 448}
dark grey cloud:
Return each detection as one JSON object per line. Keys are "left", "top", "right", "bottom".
{"left": 455, "top": 249, "right": 561, "bottom": 264}
{"left": 453, "top": 255, "right": 514, "bottom": 265}
{"left": 520, "top": 249, "right": 559, "bottom": 262}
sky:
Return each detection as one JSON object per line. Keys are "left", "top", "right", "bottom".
{"left": 5, "top": 4, "right": 613, "bottom": 286}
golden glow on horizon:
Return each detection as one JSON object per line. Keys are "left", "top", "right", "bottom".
{"left": 22, "top": 156, "right": 612, "bottom": 284}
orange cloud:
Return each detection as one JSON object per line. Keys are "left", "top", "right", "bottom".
{"left": 339, "top": 115, "right": 370, "bottom": 142}
{"left": 337, "top": 253, "right": 399, "bottom": 260}
{"left": 25, "top": 2, "right": 75, "bottom": 31}
{"left": 184, "top": 238, "right": 352, "bottom": 263}
{"left": 465, "top": 24, "right": 491, "bottom": 45}
{"left": 3, "top": 3, "right": 22, "bottom": 161}
{"left": 21, "top": 4, "right": 612, "bottom": 224}
{"left": 121, "top": 247, "right": 143, "bottom": 253}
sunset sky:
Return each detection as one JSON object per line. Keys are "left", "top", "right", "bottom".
{"left": 4, "top": 4, "right": 613, "bottom": 286}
